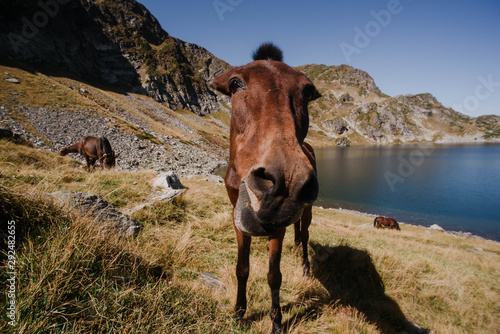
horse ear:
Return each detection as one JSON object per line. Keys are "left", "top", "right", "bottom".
{"left": 308, "top": 85, "right": 322, "bottom": 102}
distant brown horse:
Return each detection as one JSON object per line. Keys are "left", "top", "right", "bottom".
{"left": 59, "top": 136, "right": 119, "bottom": 170}
{"left": 374, "top": 216, "right": 401, "bottom": 230}
{"left": 211, "top": 43, "right": 320, "bottom": 334}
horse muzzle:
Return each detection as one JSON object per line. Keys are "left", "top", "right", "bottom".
{"left": 234, "top": 165, "right": 318, "bottom": 236}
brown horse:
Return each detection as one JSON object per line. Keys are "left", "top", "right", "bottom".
{"left": 211, "top": 43, "right": 320, "bottom": 333}
{"left": 374, "top": 216, "right": 401, "bottom": 230}
{"left": 59, "top": 136, "right": 119, "bottom": 170}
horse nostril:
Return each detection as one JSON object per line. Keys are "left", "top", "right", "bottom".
{"left": 247, "top": 167, "right": 277, "bottom": 199}
{"left": 294, "top": 173, "right": 319, "bottom": 204}
{"left": 247, "top": 166, "right": 317, "bottom": 204}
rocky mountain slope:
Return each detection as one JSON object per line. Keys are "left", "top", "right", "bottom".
{"left": 0, "top": 0, "right": 498, "bottom": 176}
{"left": 0, "top": 60, "right": 229, "bottom": 174}
{"left": 297, "top": 64, "right": 500, "bottom": 146}
{"left": 0, "top": 0, "right": 230, "bottom": 116}
{"left": 0, "top": 0, "right": 233, "bottom": 174}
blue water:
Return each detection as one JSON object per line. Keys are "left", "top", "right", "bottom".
{"left": 315, "top": 143, "right": 500, "bottom": 241}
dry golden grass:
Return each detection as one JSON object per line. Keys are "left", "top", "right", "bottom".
{"left": 1, "top": 140, "right": 499, "bottom": 333}
{"left": 150, "top": 177, "right": 500, "bottom": 334}
{"left": 0, "top": 140, "right": 154, "bottom": 209}
{"left": 0, "top": 186, "right": 237, "bottom": 333}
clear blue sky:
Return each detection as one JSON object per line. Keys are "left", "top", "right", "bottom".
{"left": 138, "top": 0, "right": 500, "bottom": 117}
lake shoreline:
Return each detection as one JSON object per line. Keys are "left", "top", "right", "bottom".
{"left": 313, "top": 143, "right": 500, "bottom": 244}
{"left": 309, "top": 137, "right": 500, "bottom": 148}
{"left": 315, "top": 205, "right": 500, "bottom": 244}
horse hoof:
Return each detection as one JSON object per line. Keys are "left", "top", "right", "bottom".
{"left": 272, "top": 323, "right": 282, "bottom": 334}
{"left": 233, "top": 307, "right": 246, "bottom": 321}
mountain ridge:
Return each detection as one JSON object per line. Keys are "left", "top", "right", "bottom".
{"left": 0, "top": 0, "right": 230, "bottom": 115}
{"left": 296, "top": 64, "right": 499, "bottom": 145}
{"left": 0, "top": 0, "right": 498, "bottom": 159}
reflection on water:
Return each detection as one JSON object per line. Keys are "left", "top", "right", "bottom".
{"left": 214, "top": 143, "right": 500, "bottom": 241}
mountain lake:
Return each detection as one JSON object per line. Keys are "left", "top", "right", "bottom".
{"left": 216, "top": 143, "right": 500, "bottom": 241}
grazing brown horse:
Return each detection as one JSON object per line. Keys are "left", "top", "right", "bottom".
{"left": 59, "top": 136, "right": 119, "bottom": 170}
{"left": 211, "top": 43, "right": 320, "bottom": 333}
{"left": 374, "top": 216, "right": 401, "bottom": 230}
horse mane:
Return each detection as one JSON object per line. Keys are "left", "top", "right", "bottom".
{"left": 98, "top": 137, "right": 113, "bottom": 156}
{"left": 252, "top": 42, "right": 283, "bottom": 62}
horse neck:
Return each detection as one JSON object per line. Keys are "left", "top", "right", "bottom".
{"left": 65, "top": 142, "right": 82, "bottom": 153}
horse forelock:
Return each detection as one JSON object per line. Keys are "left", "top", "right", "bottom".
{"left": 252, "top": 42, "right": 283, "bottom": 62}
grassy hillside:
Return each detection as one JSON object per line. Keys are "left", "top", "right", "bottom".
{"left": 0, "top": 60, "right": 230, "bottom": 173}
{"left": 1, "top": 139, "right": 499, "bottom": 333}
{"left": 0, "top": 60, "right": 230, "bottom": 145}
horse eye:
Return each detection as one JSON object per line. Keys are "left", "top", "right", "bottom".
{"left": 229, "top": 78, "right": 244, "bottom": 94}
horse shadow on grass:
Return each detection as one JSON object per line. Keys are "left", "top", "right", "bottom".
{"left": 280, "top": 242, "right": 429, "bottom": 334}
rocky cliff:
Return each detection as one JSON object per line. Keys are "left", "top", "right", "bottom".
{"left": 296, "top": 64, "right": 499, "bottom": 146}
{"left": 0, "top": 0, "right": 230, "bottom": 115}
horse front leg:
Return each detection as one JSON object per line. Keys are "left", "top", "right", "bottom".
{"left": 84, "top": 155, "right": 94, "bottom": 171}
{"left": 234, "top": 227, "right": 251, "bottom": 320}
{"left": 300, "top": 206, "right": 312, "bottom": 276}
{"left": 268, "top": 229, "right": 285, "bottom": 334}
